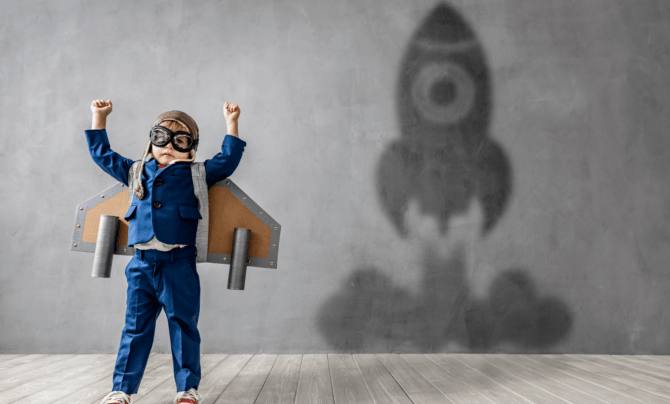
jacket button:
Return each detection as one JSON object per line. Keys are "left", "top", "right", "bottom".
{"left": 153, "top": 202, "right": 162, "bottom": 209}
{"left": 155, "top": 179, "right": 163, "bottom": 186}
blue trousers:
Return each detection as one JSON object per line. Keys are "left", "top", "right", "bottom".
{"left": 113, "top": 246, "right": 201, "bottom": 394}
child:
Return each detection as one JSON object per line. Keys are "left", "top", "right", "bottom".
{"left": 86, "top": 99, "right": 246, "bottom": 404}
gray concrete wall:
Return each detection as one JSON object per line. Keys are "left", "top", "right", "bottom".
{"left": 2, "top": 0, "right": 669, "bottom": 354}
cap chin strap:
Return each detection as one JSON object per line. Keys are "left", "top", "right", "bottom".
{"left": 133, "top": 140, "right": 152, "bottom": 200}
{"left": 166, "top": 153, "right": 196, "bottom": 165}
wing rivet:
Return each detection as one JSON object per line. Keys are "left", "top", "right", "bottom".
{"left": 223, "top": 257, "right": 227, "bottom": 261}
{"left": 101, "top": 195, "right": 104, "bottom": 198}
{"left": 272, "top": 244, "right": 276, "bottom": 248}
{"left": 260, "top": 212, "right": 263, "bottom": 215}
{"left": 271, "top": 262, "right": 274, "bottom": 265}
{"left": 79, "top": 207, "right": 83, "bottom": 211}
{"left": 124, "top": 248, "right": 127, "bottom": 252}
{"left": 247, "top": 259, "right": 251, "bottom": 263}
{"left": 74, "top": 244, "right": 78, "bottom": 247}
{"left": 274, "top": 227, "right": 277, "bottom": 230}
{"left": 243, "top": 197, "right": 247, "bottom": 200}
{"left": 77, "top": 225, "right": 81, "bottom": 228}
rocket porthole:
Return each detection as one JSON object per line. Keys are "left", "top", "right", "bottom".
{"left": 411, "top": 61, "right": 475, "bottom": 125}
{"left": 431, "top": 80, "right": 457, "bottom": 105}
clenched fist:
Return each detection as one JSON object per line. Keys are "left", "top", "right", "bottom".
{"left": 91, "top": 99, "right": 113, "bottom": 117}
{"left": 224, "top": 102, "right": 240, "bottom": 123}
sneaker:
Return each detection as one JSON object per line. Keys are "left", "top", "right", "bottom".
{"left": 174, "top": 388, "right": 201, "bottom": 404}
{"left": 100, "top": 391, "right": 132, "bottom": 404}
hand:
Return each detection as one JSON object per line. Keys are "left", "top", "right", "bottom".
{"left": 224, "top": 102, "right": 240, "bottom": 123}
{"left": 91, "top": 99, "right": 113, "bottom": 117}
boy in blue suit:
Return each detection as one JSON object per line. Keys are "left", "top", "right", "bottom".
{"left": 86, "top": 100, "right": 246, "bottom": 404}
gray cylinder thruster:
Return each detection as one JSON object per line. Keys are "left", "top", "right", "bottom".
{"left": 91, "top": 215, "right": 119, "bottom": 278}
{"left": 228, "top": 228, "right": 251, "bottom": 290}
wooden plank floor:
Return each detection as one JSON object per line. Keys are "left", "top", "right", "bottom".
{"left": 2, "top": 354, "right": 669, "bottom": 404}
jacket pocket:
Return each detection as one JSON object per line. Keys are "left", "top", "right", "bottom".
{"left": 124, "top": 205, "right": 137, "bottom": 220}
{"left": 178, "top": 205, "right": 202, "bottom": 221}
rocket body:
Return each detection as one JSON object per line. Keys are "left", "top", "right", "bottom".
{"left": 378, "top": 3, "right": 510, "bottom": 236}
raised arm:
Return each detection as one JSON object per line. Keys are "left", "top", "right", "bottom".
{"left": 204, "top": 102, "right": 247, "bottom": 187}
{"left": 85, "top": 100, "right": 134, "bottom": 186}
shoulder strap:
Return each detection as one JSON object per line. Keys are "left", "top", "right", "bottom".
{"left": 190, "top": 162, "right": 209, "bottom": 263}
{"left": 127, "top": 161, "right": 141, "bottom": 205}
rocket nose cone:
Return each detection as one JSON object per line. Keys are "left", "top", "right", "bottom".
{"left": 415, "top": 3, "right": 476, "bottom": 44}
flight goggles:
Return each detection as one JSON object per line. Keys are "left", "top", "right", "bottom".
{"left": 149, "top": 126, "right": 198, "bottom": 152}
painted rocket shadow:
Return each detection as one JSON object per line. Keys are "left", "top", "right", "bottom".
{"left": 317, "top": 3, "right": 572, "bottom": 352}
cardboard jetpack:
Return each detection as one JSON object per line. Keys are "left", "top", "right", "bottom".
{"left": 71, "top": 177, "right": 281, "bottom": 277}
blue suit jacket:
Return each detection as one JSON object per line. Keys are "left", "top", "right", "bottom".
{"left": 85, "top": 129, "right": 246, "bottom": 246}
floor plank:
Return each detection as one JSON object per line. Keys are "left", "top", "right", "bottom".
{"left": 4, "top": 354, "right": 114, "bottom": 402}
{"left": 0, "top": 354, "right": 76, "bottom": 385}
{"left": 353, "top": 354, "right": 413, "bottom": 404}
{"left": 377, "top": 353, "right": 453, "bottom": 404}
{"left": 402, "top": 354, "right": 491, "bottom": 404}
{"left": 295, "top": 354, "right": 335, "bottom": 404}
{"left": 618, "top": 355, "right": 670, "bottom": 372}
{"left": 0, "top": 354, "right": 27, "bottom": 364}
{"left": 592, "top": 354, "right": 670, "bottom": 379}
{"left": 452, "top": 354, "right": 568, "bottom": 404}
{"left": 576, "top": 355, "right": 670, "bottom": 389}
{"left": 508, "top": 355, "right": 646, "bottom": 404}
{"left": 428, "top": 354, "right": 531, "bottom": 404}
{"left": 213, "top": 354, "right": 277, "bottom": 404}
{"left": 255, "top": 354, "right": 302, "bottom": 404}
{"left": 528, "top": 355, "right": 669, "bottom": 404}
{"left": 0, "top": 354, "right": 42, "bottom": 374}
{"left": 635, "top": 355, "right": 670, "bottom": 367}
{"left": 548, "top": 355, "right": 670, "bottom": 402}
{"left": 135, "top": 354, "right": 228, "bottom": 403}
{"left": 198, "top": 354, "right": 252, "bottom": 404}
{"left": 16, "top": 356, "right": 121, "bottom": 404}
{"left": 487, "top": 355, "right": 610, "bottom": 404}
{"left": 50, "top": 354, "right": 170, "bottom": 404}
{"left": 579, "top": 355, "right": 670, "bottom": 385}
{"left": 329, "top": 354, "right": 374, "bottom": 404}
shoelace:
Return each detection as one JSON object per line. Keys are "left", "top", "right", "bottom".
{"left": 101, "top": 391, "right": 131, "bottom": 404}
{"left": 174, "top": 388, "right": 201, "bottom": 404}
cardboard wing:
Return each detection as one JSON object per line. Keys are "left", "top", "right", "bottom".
{"left": 71, "top": 179, "right": 281, "bottom": 268}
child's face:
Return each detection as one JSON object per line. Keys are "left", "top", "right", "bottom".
{"left": 151, "top": 120, "right": 192, "bottom": 165}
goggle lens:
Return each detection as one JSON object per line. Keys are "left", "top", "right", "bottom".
{"left": 173, "top": 134, "right": 194, "bottom": 149}
{"left": 150, "top": 129, "right": 171, "bottom": 145}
